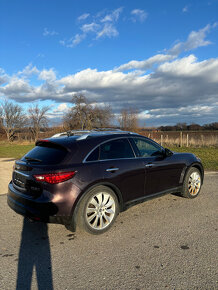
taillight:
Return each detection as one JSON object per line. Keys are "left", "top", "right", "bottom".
{"left": 34, "top": 171, "right": 76, "bottom": 184}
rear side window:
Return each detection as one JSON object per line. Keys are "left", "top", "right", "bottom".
{"left": 21, "top": 145, "right": 67, "bottom": 165}
{"left": 86, "top": 147, "right": 100, "bottom": 162}
{"left": 99, "top": 138, "right": 134, "bottom": 160}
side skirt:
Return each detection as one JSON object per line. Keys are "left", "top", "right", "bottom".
{"left": 124, "top": 186, "right": 182, "bottom": 210}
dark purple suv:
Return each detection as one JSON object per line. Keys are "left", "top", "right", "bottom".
{"left": 7, "top": 130, "right": 204, "bottom": 234}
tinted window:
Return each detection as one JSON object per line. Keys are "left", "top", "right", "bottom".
{"left": 99, "top": 139, "right": 134, "bottom": 160}
{"left": 86, "top": 147, "right": 99, "bottom": 162}
{"left": 132, "top": 138, "right": 162, "bottom": 157}
{"left": 21, "top": 145, "right": 67, "bottom": 165}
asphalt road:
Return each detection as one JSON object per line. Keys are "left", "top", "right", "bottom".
{"left": 0, "top": 173, "right": 217, "bottom": 290}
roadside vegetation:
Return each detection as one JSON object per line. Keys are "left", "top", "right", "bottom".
{"left": 168, "top": 146, "right": 218, "bottom": 171}
{"left": 0, "top": 142, "right": 217, "bottom": 171}
{"left": 0, "top": 143, "right": 34, "bottom": 159}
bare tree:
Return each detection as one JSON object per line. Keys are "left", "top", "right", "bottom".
{"left": 63, "top": 95, "right": 112, "bottom": 130}
{"left": 28, "top": 104, "right": 49, "bottom": 141}
{"left": 0, "top": 100, "right": 27, "bottom": 141}
{"left": 118, "top": 108, "right": 139, "bottom": 131}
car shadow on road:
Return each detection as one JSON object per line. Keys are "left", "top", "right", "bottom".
{"left": 16, "top": 218, "right": 53, "bottom": 290}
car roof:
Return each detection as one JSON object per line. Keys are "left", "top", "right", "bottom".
{"left": 51, "top": 129, "right": 138, "bottom": 139}
{"left": 35, "top": 131, "right": 159, "bottom": 164}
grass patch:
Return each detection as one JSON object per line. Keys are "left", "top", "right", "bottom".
{"left": 0, "top": 143, "right": 34, "bottom": 159}
{"left": 168, "top": 146, "right": 218, "bottom": 171}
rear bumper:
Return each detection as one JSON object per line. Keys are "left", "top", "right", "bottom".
{"left": 7, "top": 182, "right": 70, "bottom": 224}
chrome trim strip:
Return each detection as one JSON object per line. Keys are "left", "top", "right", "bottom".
{"left": 14, "top": 170, "right": 30, "bottom": 177}
{"left": 106, "top": 168, "right": 119, "bottom": 172}
{"left": 145, "top": 164, "right": 154, "bottom": 168}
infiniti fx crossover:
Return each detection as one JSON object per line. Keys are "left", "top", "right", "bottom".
{"left": 8, "top": 130, "right": 204, "bottom": 234}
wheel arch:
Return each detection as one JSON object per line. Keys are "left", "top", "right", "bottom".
{"left": 184, "top": 162, "right": 204, "bottom": 184}
{"left": 67, "top": 182, "right": 124, "bottom": 232}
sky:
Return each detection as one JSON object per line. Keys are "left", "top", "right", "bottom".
{"left": 0, "top": 0, "right": 218, "bottom": 127}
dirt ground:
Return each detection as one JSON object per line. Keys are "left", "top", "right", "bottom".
{"left": 0, "top": 158, "right": 15, "bottom": 195}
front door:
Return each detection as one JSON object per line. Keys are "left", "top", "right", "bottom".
{"left": 129, "top": 137, "right": 184, "bottom": 196}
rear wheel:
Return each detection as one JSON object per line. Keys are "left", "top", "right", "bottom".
{"left": 181, "top": 167, "right": 202, "bottom": 198}
{"left": 77, "top": 186, "right": 119, "bottom": 234}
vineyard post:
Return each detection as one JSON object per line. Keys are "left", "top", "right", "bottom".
{"left": 186, "top": 134, "right": 189, "bottom": 147}
{"left": 161, "top": 134, "right": 163, "bottom": 146}
{"left": 180, "top": 131, "right": 183, "bottom": 147}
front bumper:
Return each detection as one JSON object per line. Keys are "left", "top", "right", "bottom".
{"left": 7, "top": 181, "right": 69, "bottom": 224}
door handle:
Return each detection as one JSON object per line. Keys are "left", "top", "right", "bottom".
{"left": 106, "top": 168, "right": 119, "bottom": 172}
{"left": 145, "top": 163, "right": 154, "bottom": 168}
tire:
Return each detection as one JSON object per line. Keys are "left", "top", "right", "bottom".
{"left": 77, "top": 185, "right": 119, "bottom": 235}
{"left": 180, "top": 167, "right": 202, "bottom": 198}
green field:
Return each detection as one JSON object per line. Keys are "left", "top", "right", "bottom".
{"left": 168, "top": 146, "right": 218, "bottom": 171}
{"left": 0, "top": 143, "right": 34, "bottom": 159}
{"left": 0, "top": 143, "right": 217, "bottom": 170}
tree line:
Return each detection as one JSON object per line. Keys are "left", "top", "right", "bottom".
{"left": 0, "top": 100, "right": 49, "bottom": 141}
{"left": 158, "top": 122, "right": 218, "bottom": 131}
{"left": 0, "top": 95, "right": 139, "bottom": 142}
{"left": 63, "top": 95, "right": 139, "bottom": 132}
{"left": 0, "top": 96, "right": 217, "bottom": 142}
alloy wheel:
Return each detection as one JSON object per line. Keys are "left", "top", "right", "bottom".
{"left": 188, "top": 172, "right": 201, "bottom": 196}
{"left": 85, "top": 192, "right": 116, "bottom": 231}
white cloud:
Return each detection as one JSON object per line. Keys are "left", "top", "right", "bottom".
{"left": 101, "top": 7, "right": 123, "bottom": 23}
{"left": 169, "top": 24, "right": 213, "bottom": 55}
{"left": 131, "top": 9, "right": 147, "bottom": 22}
{"left": 96, "top": 23, "right": 119, "bottom": 39}
{"left": 71, "top": 34, "right": 86, "bottom": 47}
{"left": 61, "top": 7, "right": 123, "bottom": 48}
{"left": 81, "top": 22, "right": 100, "bottom": 33}
{"left": 77, "top": 13, "right": 90, "bottom": 21}
{"left": 43, "top": 28, "right": 58, "bottom": 36}
{"left": 0, "top": 68, "right": 9, "bottom": 85}
{"left": 138, "top": 104, "right": 218, "bottom": 126}
{"left": 182, "top": 5, "right": 189, "bottom": 13}
{"left": 115, "top": 24, "right": 216, "bottom": 72}
{"left": 53, "top": 103, "right": 70, "bottom": 113}
{"left": 38, "top": 69, "right": 56, "bottom": 82}
{"left": 1, "top": 24, "right": 218, "bottom": 125}
{"left": 116, "top": 54, "right": 176, "bottom": 71}
{"left": 17, "top": 63, "right": 39, "bottom": 77}
{"left": 60, "top": 33, "right": 86, "bottom": 48}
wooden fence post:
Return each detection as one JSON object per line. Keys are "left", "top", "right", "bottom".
{"left": 161, "top": 134, "right": 163, "bottom": 146}
{"left": 186, "top": 134, "right": 189, "bottom": 147}
{"left": 180, "top": 131, "right": 183, "bottom": 147}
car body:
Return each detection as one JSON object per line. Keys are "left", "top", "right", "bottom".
{"left": 7, "top": 130, "right": 204, "bottom": 234}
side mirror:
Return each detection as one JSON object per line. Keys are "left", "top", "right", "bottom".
{"left": 164, "top": 148, "right": 173, "bottom": 157}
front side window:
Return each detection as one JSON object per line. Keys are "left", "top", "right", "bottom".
{"left": 99, "top": 138, "right": 135, "bottom": 160}
{"left": 132, "top": 138, "right": 163, "bottom": 157}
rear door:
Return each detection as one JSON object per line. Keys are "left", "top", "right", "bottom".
{"left": 87, "top": 138, "right": 146, "bottom": 203}
{"left": 130, "top": 137, "right": 184, "bottom": 195}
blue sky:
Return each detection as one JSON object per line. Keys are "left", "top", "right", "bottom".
{"left": 0, "top": 0, "right": 218, "bottom": 126}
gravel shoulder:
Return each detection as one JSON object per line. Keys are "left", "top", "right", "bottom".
{"left": 0, "top": 158, "right": 15, "bottom": 195}
{"left": 0, "top": 158, "right": 217, "bottom": 289}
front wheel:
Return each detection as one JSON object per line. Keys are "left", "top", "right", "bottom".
{"left": 77, "top": 186, "right": 119, "bottom": 234}
{"left": 181, "top": 167, "right": 202, "bottom": 198}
